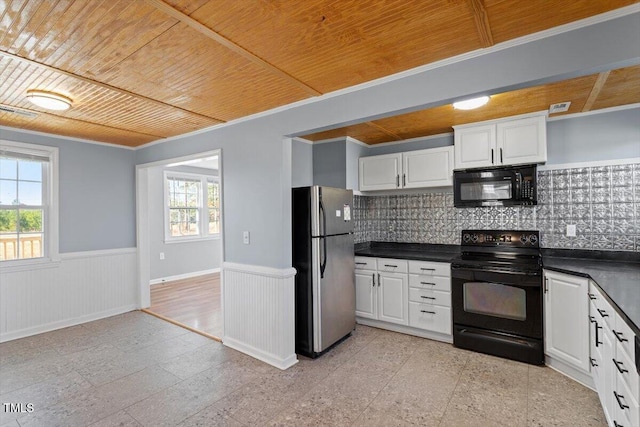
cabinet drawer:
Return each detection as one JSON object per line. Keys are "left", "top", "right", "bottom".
{"left": 408, "top": 302, "right": 451, "bottom": 335}
{"left": 377, "top": 258, "right": 408, "bottom": 273}
{"left": 408, "top": 260, "right": 450, "bottom": 277}
{"left": 409, "top": 288, "right": 451, "bottom": 307}
{"left": 614, "top": 368, "right": 640, "bottom": 427}
{"left": 408, "top": 274, "right": 451, "bottom": 292}
{"left": 354, "top": 256, "right": 376, "bottom": 271}
{"left": 614, "top": 314, "right": 636, "bottom": 363}
{"left": 615, "top": 341, "right": 640, "bottom": 405}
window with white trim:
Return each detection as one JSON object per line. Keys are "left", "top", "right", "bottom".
{"left": 0, "top": 140, "right": 58, "bottom": 263}
{"left": 164, "top": 171, "right": 220, "bottom": 241}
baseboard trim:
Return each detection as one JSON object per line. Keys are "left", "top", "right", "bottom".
{"left": 0, "top": 304, "right": 137, "bottom": 343}
{"left": 223, "top": 336, "right": 298, "bottom": 370}
{"left": 222, "top": 262, "right": 296, "bottom": 279}
{"left": 150, "top": 268, "right": 221, "bottom": 285}
{"left": 545, "top": 355, "right": 595, "bottom": 391}
{"left": 356, "top": 317, "right": 453, "bottom": 344}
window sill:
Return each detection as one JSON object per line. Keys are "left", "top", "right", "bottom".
{"left": 0, "top": 257, "right": 61, "bottom": 274}
{"left": 164, "top": 235, "right": 221, "bottom": 244}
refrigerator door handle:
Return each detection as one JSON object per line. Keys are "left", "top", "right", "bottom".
{"left": 319, "top": 200, "right": 327, "bottom": 278}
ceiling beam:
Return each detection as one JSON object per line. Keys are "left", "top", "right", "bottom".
{"left": 0, "top": 51, "right": 224, "bottom": 124}
{"left": 144, "top": 0, "right": 322, "bottom": 97}
{"left": 467, "top": 0, "right": 494, "bottom": 47}
{"left": 582, "top": 71, "right": 611, "bottom": 112}
{"left": 365, "top": 121, "right": 403, "bottom": 141}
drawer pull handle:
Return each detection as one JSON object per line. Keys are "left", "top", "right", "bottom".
{"left": 597, "top": 308, "right": 609, "bottom": 318}
{"left": 613, "top": 421, "right": 623, "bottom": 427}
{"left": 589, "top": 316, "right": 596, "bottom": 324}
{"left": 384, "top": 264, "right": 398, "bottom": 268}
{"left": 372, "top": 273, "right": 375, "bottom": 287}
{"left": 420, "top": 268, "right": 435, "bottom": 271}
{"left": 612, "top": 330, "right": 629, "bottom": 343}
{"left": 590, "top": 358, "right": 598, "bottom": 367}
{"left": 355, "top": 262, "right": 367, "bottom": 265}
{"left": 420, "top": 282, "right": 436, "bottom": 286}
{"left": 588, "top": 293, "right": 597, "bottom": 300}
{"left": 420, "top": 296, "right": 436, "bottom": 300}
{"left": 420, "top": 310, "right": 436, "bottom": 314}
{"left": 613, "top": 359, "right": 629, "bottom": 374}
{"left": 614, "top": 391, "right": 629, "bottom": 410}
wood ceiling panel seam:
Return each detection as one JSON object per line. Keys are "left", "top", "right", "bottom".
{"left": 143, "top": 0, "right": 322, "bottom": 97}
{"left": 0, "top": 51, "right": 226, "bottom": 123}
{"left": 365, "top": 121, "right": 402, "bottom": 141}
{"left": 466, "top": 0, "right": 494, "bottom": 47}
{"left": 582, "top": 71, "right": 611, "bottom": 112}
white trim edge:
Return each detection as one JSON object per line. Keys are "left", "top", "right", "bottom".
{"left": 223, "top": 336, "right": 299, "bottom": 370}
{"left": 222, "top": 262, "right": 297, "bottom": 279}
{"left": 150, "top": 268, "right": 221, "bottom": 285}
{"left": 0, "top": 125, "right": 137, "bottom": 150}
{"left": 0, "top": 305, "right": 137, "bottom": 343}
{"left": 539, "top": 158, "right": 640, "bottom": 171}
{"left": 59, "top": 247, "right": 137, "bottom": 260}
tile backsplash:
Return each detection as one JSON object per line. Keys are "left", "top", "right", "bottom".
{"left": 353, "top": 162, "right": 640, "bottom": 251}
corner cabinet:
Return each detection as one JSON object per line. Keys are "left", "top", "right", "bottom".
{"left": 454, "top": 113, "right": 547, "bottom": 170}
{"left": 543, "top": 270, "right": 591, "bottom": 377}
{"left": 359, "top": 146, "right": 453, "bottom": 191}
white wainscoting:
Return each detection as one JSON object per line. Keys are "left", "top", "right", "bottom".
{"left": 222, "top": 262, "right": 298, "bottom": 370}
{"left": 0, "top": 248, "right": 138, "bottom": 342}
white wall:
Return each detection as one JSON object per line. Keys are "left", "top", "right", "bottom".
{"left": 147, "top": 165, "right": 222, "bottom": 281}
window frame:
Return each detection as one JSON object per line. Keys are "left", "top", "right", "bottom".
{"left": 0, "top": 140, "right": 59, "bottom": 271}
{"left": 163, "top": 171, "right": 220, "bottom": 243}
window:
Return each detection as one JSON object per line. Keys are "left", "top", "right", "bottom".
{"left": 165, "top": 171, "right": 220, "bottom": 241}
{"left": 0, "top": 140, "right": 58, "bottom": 263}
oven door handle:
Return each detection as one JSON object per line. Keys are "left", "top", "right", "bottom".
{"left": 451, "top": 266, "right": 541, "bottom": 278}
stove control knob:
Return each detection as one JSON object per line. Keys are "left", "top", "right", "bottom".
{"left": 529, "top": 234, "right": 538, "bottom": 245}
{"left": 463, "top": 233, "right": 471, "bottom": 243}
{"left": 520, "top": 234, "right": 528, "bottom": 244}
{"left": 471, "top": 234, "right": 478, "bottom": 243}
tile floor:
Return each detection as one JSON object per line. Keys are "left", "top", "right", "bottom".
{"left": 0, "top": 311, "right": 606, "bottom": 426}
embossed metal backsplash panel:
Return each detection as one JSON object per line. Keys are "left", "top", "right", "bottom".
{"left": 353, "top": 163, "right": 640, "bottom": 251}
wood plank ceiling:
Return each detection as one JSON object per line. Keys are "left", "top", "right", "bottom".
{"left": 0, "top": 0, "right": 638, "bottom": 147}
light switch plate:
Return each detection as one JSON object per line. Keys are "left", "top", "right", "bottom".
{"left": 243, "top": 231, "right": 250, "bottom": 244}
{"left": 566, "top": 224, "right": 576, "bottom": 237}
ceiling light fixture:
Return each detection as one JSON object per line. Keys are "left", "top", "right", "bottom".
{"left": 453, "top": 96, "right": 490, "bottom": 110}
{"left": 26, "top": 90, "right": 73, "bottom": 111}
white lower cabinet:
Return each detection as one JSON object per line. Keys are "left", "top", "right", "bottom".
{"left": 543, "top": 270, "right": 591, "bottom": 374}
{"left": 355, "top": 256, "right": 451, "bottom": 341}
{"left": 589, "top": 282, "right": 640, "bottom": 427}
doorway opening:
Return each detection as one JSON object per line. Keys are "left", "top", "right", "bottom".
{"left": 136, "top": 150, "right": 224, "bottom": 341}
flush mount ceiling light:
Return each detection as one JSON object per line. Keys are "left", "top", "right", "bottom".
{"left": 26, "top": 90, "right": 72, "bottom": 111}
{"left": 453, "top": 96, "right": 490, "bottom": 110}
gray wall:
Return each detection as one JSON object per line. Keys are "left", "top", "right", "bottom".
{"left": 291, "top": 139, "right": 313, "bottom": 187}
{"left": 312, "top": 140, "right": 346, "bottom": 188}
{"left": 547, "top": 108, "right": 640, "bottom": 164}
{"left": 148, "top": 165, "right": 222, "bottom": 280}
{"left": 135, "top": 12, "right": 640, "bottom": 269}
{"left": 0, "top": 127, "right": 136, "bottom": 253}
{"left": 363, "top": 134, "right": 453, "bottom": 157}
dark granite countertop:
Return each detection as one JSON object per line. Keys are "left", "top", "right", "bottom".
{"left": 542, "top": 249, "right": 640, "bottom": 335}
{"left": 355, "top": 242, "right": 459, "bottom": 263}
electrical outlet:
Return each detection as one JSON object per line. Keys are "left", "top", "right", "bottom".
{"left": 159, "top": 252, "right": 165, "bottom": 260}
{"left": 566, "top": 224, "right": 576, "bottom": 237}
{"left": 243, "top": 231, "right": 250, "bottom": 245}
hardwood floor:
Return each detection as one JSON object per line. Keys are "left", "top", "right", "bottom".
{"left": 148, "top": 273, "right": 222, "bottom": 339}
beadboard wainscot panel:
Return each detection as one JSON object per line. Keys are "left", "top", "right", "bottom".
{"left": 222, "top": 262, "right": 297, "bottom": 370}
{"left": 0, "top": 248, "right": 138, "bottom": 342}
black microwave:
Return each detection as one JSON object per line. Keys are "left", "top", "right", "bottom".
{"left": 453, "top": 164, "right": 537, "bottom": 207}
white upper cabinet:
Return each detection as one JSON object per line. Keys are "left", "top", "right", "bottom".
{"left": 359, "top": 146, "right": 454, "bottom": 191}
{"left": 454, "top": 112, "right": 547, "bottom": 170}
{"left": 403, "top": 146, "right": 454, "bottom": 188}
{"left": 359, "top": 153, "right": 402, "bottom": 191}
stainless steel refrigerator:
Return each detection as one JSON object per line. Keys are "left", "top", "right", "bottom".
{"left": 292, "top": 186, "right": 355, "bottom": 358}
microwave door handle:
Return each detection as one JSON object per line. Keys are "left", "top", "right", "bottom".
{"left": 514, "top": 172, "right": 522, "bottom": 199}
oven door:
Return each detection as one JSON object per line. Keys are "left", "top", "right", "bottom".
{"left": 452, "top": 267, "right": 542, "bottom": 339}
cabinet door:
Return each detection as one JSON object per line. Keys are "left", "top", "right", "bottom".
{"left": 378, "top": 272, "right": 408, "bottom": 325}
{"left": 359, "top": 153, "right": 402, "bottom": 191}
{"left": 355, "top": 270, "right": 377, "bottom": 319}
{"left": 496, "top": 115, "right": 547, "bottom": 165}
{"left": 454, "top": 124, "right": 496, "bottom": 169}
{"left": 544, "top": 270, "right": 590, "bottom": 373}
{"left": 403, "top": 146, "right": 454, "bottom": 188}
